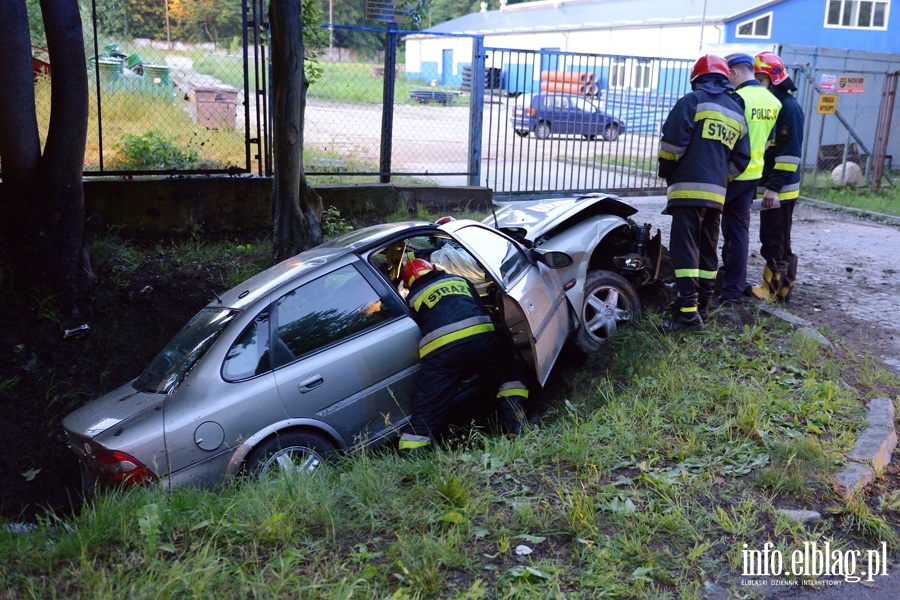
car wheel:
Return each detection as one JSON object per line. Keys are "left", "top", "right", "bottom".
{"left": 535, "top": 122, "right": 551, "bottom": 139}
{"left": 603, "top": 124, "right": 619, "bottom": 142}
{"left": 515, "top": 130, "right": 529, "bottom": 138}
{"left": 582, "top": 134, "right": 597, "bottom": 141}
{"left": 247, "top": 431, "right": 335, "bottom": 479}
{"left": 576, "top": 270, "right": 641, "bottom": 353}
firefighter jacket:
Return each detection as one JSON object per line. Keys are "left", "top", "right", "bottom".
{"left": 731, "top": 80, "right": 781, "bottom": 181}
{"left": 658, "top": 76, "right": 751, "bottom": 211}
{"left": 758, "top": 85, "right": 804, "bottom": 201}
{"left": 407, "top": 269, "right": 495, "bottom": 359}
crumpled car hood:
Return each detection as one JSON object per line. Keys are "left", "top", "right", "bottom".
{"left": 487, "top": 194, "right": 638, "bottom": 244}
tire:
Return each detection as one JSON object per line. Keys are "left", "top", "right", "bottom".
{"left": 246, "top": 431, "right": 335, "bottom": 479}
{"left": 603, "top": 124, "right": 619, "bottom": 142}
{"left": 535, "top": 121, "right": 552, "bottom": 139}
{"left": 514, "top": 129, "right": 529, "bottom": 138}
{"left": 576, "top": 270, "right": 641, "bottom": 353}
{"left": 582, "top": 134, "right": 597, "bottom": 141}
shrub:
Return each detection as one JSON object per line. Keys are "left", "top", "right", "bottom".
{"left": 113, "top": 131, "right": 200, "bottom": 170}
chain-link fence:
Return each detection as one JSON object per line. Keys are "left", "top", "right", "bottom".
{"left": 27, "top": 0, "right": 266, "bottom": 176}
{"left": 783, "top": 46, "right": 900, "bottom": 189}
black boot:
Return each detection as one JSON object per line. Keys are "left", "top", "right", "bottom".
{"left": 661, "top": 309, "right": 704, "bottom": 333}
{"left": 697, "top": 297, "right": 712, "bottom": 322}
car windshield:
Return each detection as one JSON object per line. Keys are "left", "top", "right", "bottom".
{"left": 133, "top": 308, "right": 238, "bottom": 394}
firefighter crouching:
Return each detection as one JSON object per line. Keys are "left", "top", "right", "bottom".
{"left": 398, "top": 258, "right": 529, "bottom": 451}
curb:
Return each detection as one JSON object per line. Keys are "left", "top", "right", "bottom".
{"left": 757, "top": 304, "right": 898, "bottom": 497}
{"left": 799, "top": 196, "right": 900, "bottom": 227}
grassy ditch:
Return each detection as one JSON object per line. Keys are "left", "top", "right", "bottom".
{"left": 802, "top": 173, "right": 900, "bottom": 218}
{"left": 2, "top": 276, "right": 898, "bottom": 597}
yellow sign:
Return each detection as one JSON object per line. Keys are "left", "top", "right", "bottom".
{"left": 817, "top": 94, "right": 838, "bottom": 114}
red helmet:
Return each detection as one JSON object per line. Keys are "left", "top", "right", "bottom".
{"left": 690, "top": 54, "right": 730, "bottom": 82}
{"left": 402, "top": 258, "right": 434, "bottom": 288}
{"left": 754, "top": 52, "right": 788, "bottom": 85}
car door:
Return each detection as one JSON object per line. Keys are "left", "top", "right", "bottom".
{"left": 549, "top": 94, "right": 575, "bottom": 134}
{"left": 447, "top": 223, "right": 569, "bottom": 386}
{"left": 269, "top": 261, "right": 420, "bottom": 448}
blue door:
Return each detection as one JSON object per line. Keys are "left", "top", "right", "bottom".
{"left": 441, "top": 49, "right": 453, "bottom": 86}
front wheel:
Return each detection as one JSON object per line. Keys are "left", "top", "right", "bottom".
{"left": 535, "top": 121, "right": 552, "bottom": 139}
{"left": 246, "top": 431, "right": 335, "bottom": 479}
{"left": 576, "top": 270, "right": 641, "bottom": 353}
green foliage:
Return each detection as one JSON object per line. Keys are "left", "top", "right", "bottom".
{"left": 322, "top": 206, "right": 354, "bottom": 238}
{"left": 113, "top": 131, "right": 200, "bottom": 170}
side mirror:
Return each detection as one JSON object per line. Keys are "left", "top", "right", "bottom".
{"left": 531, "top": 248, "right": 573, "bottom": 269}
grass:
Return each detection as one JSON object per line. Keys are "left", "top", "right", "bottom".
{"left": 802, "top": 172, "right": 900, "bottom": 218}
{"left": 3, "top": 293, "right": 898, "bottom": 597}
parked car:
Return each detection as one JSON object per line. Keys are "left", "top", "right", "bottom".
{"left": 63, "top": 193, "right": 659, "bottom": 492}
{"left": 510, "top": 93, "right": 626, "bottom": 141}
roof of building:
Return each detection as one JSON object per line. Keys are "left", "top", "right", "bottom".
{"left": 425, "top": 0, "right": 784, "bottom": 35}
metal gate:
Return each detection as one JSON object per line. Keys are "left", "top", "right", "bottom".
{"left": 482, "top": 48, "right": 693, "bottom": 199}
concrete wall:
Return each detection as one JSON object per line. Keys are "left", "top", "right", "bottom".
{"left": 79, "top": 178, "right": 491, "bottom": 236}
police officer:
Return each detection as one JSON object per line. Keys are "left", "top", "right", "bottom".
{"left": 658, "top": 54, "right": 751, "bottom": 332}
{"left": 751, "top": 51, "right": 805, "bottom": 301}
{"left": 718, "top": 53, "right": 781, "bottom": 310}
{"left": 398, "top": 257, "right": 529, "bottom": 451}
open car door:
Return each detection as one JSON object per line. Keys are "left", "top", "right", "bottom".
{"left": 445, "top": 222, "right": 570, "bottom": 386}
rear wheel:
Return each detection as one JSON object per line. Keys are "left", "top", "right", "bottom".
{"left": 514, "top": 129, "right": 529, "bottom": 138}
{"left": 603, "top": 124, "right": 619, "bottom": 142}
{"left": 576, "top": 270, "right": 641, "bottom": 353}
{"left": 535, "top": 121, "right": 552, "bottom": 139}
{"left": 582, "top": 134, "right": 597, "bottom": 141}
{"left": 247, "top": 431, "right": 335, "bottom": 479}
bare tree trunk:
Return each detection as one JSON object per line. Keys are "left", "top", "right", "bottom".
{"left": 0, "top": 0, "right": 42, "bottom": 263}
{"left": 24, "top": 0, "right": 90, "bottom": 295}
{"left": 269, "top": 0, "right": 323, "bottom": 264}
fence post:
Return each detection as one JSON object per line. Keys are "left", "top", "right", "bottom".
{"left": 379, "top": 22, "right": 398, "bottom": 184}
{"left": 468, "top": 36, "right": 485, "bottom": 187}
{"left": 871, "top": 71, "right": 898, "bottom": 188}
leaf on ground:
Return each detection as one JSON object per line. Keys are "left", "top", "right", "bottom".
{"left": 22, "top": 468, "right": 41, "bottom": 481}
{"left": 515, "top": 544, "right": 532, "bottom": 555}
{"left": 440, "top": 511, "right": 465, "bottom": 525}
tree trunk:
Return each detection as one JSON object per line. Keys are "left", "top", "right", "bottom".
{"left": 25, "top": 0, "right": 90, "bottom": 295}
{"left": 0, "top": 0, "right": 42, "bottom": 263}
{"left": 269, "top": 0, "right": 323, "bottom": 264}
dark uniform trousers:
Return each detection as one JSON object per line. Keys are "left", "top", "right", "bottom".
{"left": 759, "top": 199, "right": 798, "bottom": 297}
{"left": 407, "top": 333, "right": 526, "bottom": 437}
{"left": 720, "top": 178, "right": 758, "bottom": 300}
{"left": 669, "top": 205, "right": 721, "bottom": 311}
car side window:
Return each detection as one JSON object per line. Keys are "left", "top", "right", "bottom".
{"left": 273, "top": 264, "right": 396, "bottom": 364}
{"left": 222, "top": 310, "right": 272, "bottom": 381}
{"left": 549, "top": 95, "right": 568, "bottom": 110}
{"left": 452, "top": 226, "right": 530, "bottom": 288}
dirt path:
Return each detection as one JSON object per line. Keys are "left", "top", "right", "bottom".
{"left": 625, "top": 196, "right": 900, "bottom": 372}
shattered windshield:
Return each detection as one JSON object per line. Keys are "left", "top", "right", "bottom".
{"left": 133, "top": 308, "right": 238, "bottom": 394}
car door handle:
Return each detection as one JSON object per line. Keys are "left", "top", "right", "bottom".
{"left": 298, "top": 374, "right": 324, "bottom": 393}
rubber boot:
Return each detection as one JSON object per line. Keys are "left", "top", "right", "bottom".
{"left": 776, "top": 255, "right": 798, "bottom": 301}
{"left": 750, "top": 265, "right": 777, "bottom": 301}
{"left": 697, "top": 296, "right": 712, "bottom": 322}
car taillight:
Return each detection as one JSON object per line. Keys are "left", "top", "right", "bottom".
{"left": 94, "top": 449, "right": 156, "bottom": 486}
{"left": 526, "top": 108, "right": 536, "bottom": 116}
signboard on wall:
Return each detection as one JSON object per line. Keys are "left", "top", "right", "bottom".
{"left": 819, "top": 73, "right": 837, "bottom": 92}
{"left": 366, "top": 0, "right": 423, "bottom": 25}
{"left": 837, "top": 76, "right": 865, "bottom": 93}
{"left": 817, "top": 94, "right": 838, "bottom": 114}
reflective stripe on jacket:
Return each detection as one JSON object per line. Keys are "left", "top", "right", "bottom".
{"left": 407, "top": 270, "right": 495, "bottom": 358}
{"left": 732, "top": 81, "right": 781, "bottom": 181}
{"left": 758, "top": 86, "right": 804, "bottom": 201}
{"left": 658, "top": 76, "right": 751, "bottom": 211}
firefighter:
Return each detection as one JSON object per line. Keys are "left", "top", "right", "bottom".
{"left": 751, "top": 51, "right": 805, "bottom": 302}
{"left": 657, "top": 54, "right": 751, "bottom": 332}
{"left": 718, "top": 53, "right": 781, "bottom": 310}
{"left": 397, "top": 257, "right": 529, "bottom": 451}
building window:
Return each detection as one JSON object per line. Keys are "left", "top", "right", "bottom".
{"left": 609, "top": 58, "right": 627, "bottom": 88}
{"left": 632, "top": 59, "right": 653, "bottom": 91}
{"left": 825, "top": 0, "right": 889, "bottom": 29}
{"left": 735, "top": 12, "right": 772, "bottom": 38}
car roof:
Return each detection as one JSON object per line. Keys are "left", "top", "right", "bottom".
{"left": 212, "top": 221, "right": 435, "bottom": 310}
